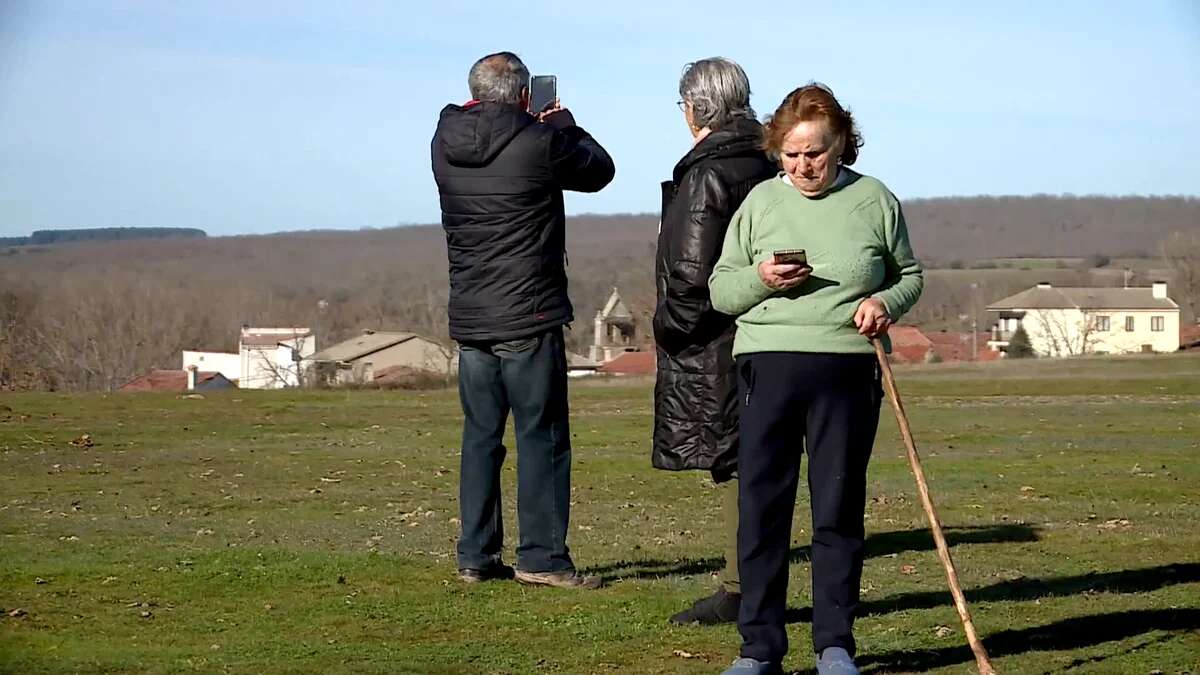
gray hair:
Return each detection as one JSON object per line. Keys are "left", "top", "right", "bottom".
{"left": 679, "top": 57, "right": 755, "bottom": 130}
{"left": 467, "top": 52, "right": 530, "bottom": 105}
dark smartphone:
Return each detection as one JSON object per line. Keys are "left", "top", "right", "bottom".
{"left": 773, "top": 248, "right": 808, "bottom": 266}
{"left": 529, "top": 75, "right": 557, "bottom": 114}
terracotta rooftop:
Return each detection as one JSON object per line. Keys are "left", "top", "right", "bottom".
{"left": 1180, "top": 323, "right": 1200, "bottom": 349}
{"left": 925, "top": 331, "right": 1002, "bottom": 363}
{"left": 598, "top": 351, "right": 655, "bottom": 375}
{"left": 889, "top": 326, "right": 933, "bottom": 347}
{"left": 119, "top": 370, "right": 228, "bottom": 392}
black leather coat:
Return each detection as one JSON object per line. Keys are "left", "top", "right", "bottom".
{"left": 651, "top": 118, "right": 777, "bottom": 480}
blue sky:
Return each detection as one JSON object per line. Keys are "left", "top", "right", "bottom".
{"left": 0, "top": 1, "right": 1197, "bottom": 237}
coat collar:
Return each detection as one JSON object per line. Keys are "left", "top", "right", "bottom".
{"left": 671, "top": 117, "right": 766, "bottom": 184}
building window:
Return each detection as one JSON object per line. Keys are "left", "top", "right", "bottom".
{"left": 1151, "top": 316, "right": 1164, "bottom": 332}
{"left": 1096, "top": 315, "right": 1110, "bottom": 332}
{"left": 1125, "top": 316, "right": 1135, "bottom": 332}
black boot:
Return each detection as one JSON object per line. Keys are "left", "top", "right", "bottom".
{"left": 669, "top": 587, "right": 741, "bottom": 625}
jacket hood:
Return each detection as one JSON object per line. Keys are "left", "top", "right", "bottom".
{"left": 434, "top": 102, "right": 535, "bottom": 167}
{"left": 672, "top": 117, "right": 768, "bottom": 183}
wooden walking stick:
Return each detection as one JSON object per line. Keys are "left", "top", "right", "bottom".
{"left": 872, "top": 338, "right": 996, "bottom": 675}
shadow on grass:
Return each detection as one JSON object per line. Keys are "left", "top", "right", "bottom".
{"left": 857, "top": 608, "right": 1200, "bottom": 674}
{"left": 862, "top": 561, "right": 1200, "bottom": 617}
{"left": 768, "top": 608, "right": 1196, "bottom": 675}
{"left": 591, "top": 524, "right": 1039, "bottom": 582}
{"left": 783, "top": 562, "right": 1200, "bottom": 624}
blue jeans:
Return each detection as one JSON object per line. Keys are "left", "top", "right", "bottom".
{"left": 456, "top": 327, "right": 574, "bottom": 573}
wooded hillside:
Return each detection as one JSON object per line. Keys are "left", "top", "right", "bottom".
{"left": 2, "top": 195, "right": 1196, "bottom": 390}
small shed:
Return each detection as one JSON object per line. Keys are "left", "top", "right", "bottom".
{"left": 119, "top": 368, "right": 236, "bottom": 392}
{"left": 308, "top": 330, "right": 456, "bottom": 385}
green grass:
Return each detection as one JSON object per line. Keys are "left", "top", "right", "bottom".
{"left": 2, "top": 353, "right": 1199, "bottom": 674}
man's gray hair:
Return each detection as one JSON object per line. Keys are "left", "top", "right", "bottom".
{"left": 679, "top": 57, "right": 755, "bottom": 130}
{"left": 468, "top": 52, "right": 530, "bottom": 105}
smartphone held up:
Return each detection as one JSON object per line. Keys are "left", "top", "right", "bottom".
{"left": 529, "top": 75, "right": 557, "bottom": 113}
{"left": 772, "top": 248, "right": 808, "bottom": 267}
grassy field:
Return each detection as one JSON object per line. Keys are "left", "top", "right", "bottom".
{"left": 2, "top": 354, "right": 1199, "bottom": 674}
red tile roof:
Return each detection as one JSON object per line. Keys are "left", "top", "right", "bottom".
{"left": 119, "top": 370, "right": 225, "bottom": 392}
{"left": 597, "top": 351, "right": 656, "bottom": 375}
{"left": 1181, "top": 323, "right": 1200, "bottom": 349}
{"left": 925, "top": 331, "right": 1002, "bottom": 362}
{"left": 889, "top": 326, "right": 933, "bottom": 347}
{"left": 891, "top": 345, "right": 931, "bottom": 364}
{"left": 887, "top": 326, "right": 933, "bottom": 363}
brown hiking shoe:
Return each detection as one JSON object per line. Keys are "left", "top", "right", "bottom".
{"left": 513, "top": 568, "right": 602, "bottom": 589}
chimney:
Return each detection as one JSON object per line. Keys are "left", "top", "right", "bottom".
{"left": 1036, "top": 282, "right": 1052, "bottom": 289}
{"left": 186, "top": 365, "right": 198, "bottom": 391}
{"left": 1152, "top": 281, "right": 1168, "bottom": 299}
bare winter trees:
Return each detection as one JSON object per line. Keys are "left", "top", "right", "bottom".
{"left": 0, "top": 282, "right": 45, "bottom": 390}
{"left": 2, "top": 196, "right": 1197, "bottom": 390}
{"left": 1160, "top": 231, "right": 1200, "bottom": 322}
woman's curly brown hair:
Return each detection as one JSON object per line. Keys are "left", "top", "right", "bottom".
{"left": 761, "top": 83, "right": 863, "bottom": 166}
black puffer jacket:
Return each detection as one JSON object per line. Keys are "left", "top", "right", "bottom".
{"left": 431, "top": 102, "right": 615, "bottom": 342}
{"left": 652, "top": 118, "right": 777, "bottom": 480}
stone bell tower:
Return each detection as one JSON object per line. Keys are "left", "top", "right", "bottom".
{"left": 588, "top": 287, "right": 637, "bottom": 363}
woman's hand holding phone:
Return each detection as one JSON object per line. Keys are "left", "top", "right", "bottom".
{"left": 758, "top": 259, "right": 811, "bottom": 291}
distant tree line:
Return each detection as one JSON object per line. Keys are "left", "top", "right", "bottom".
{"left": 1, "top": 196, "right": 1196, "bottom": 391}
{"left": 902, "top": 194, "right": 1198, "bottom": 264}
{"left": 0, "top": 227, "right": 206, "bottom": 248}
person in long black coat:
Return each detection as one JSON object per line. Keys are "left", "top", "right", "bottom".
{"left": 652, "top": 57, "right": 777, "bottom": 624}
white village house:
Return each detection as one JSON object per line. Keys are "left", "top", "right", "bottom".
{"left": 986, "top": 282, "right": 1180, "bottom": 357}
{"left": 238, "top": 326, "right": 316, "bottom": 388}
{"left": 180, "top": 327, "right": 314, "bottom": 389}
{"left": 181, "top": 350, "right": 240, "bottom": 382}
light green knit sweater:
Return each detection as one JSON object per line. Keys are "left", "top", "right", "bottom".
{"left": 709, "top": 169, "right": 924, "bottom": 356}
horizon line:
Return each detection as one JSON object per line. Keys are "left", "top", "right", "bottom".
{"left": 3, "top": 191, "right": 1199, "bottom": 240}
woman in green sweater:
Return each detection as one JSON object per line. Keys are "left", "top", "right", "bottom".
{"left": 711, "top": 84, "right": 923, "bottom": 675}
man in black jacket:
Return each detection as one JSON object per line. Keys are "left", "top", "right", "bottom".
{"left": 431, "top": 52, "right": 615, "bottom": 589}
